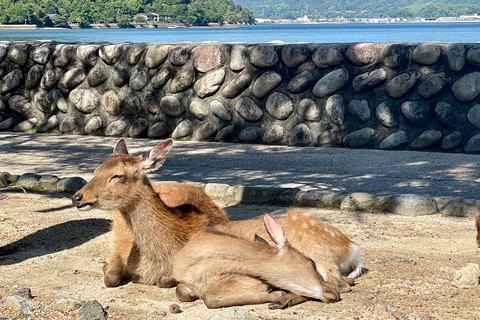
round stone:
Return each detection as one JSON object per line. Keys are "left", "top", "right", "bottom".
{"left": 122, "top": 94, "right": 142, "bottom": 117}
{"left": 8, "top": 95, "right": 30, "bottom": 114}
{"left": 451, "top": 72, "right": 480, "bottom": 102}
{"left": 412, "top": 43, "right": 442, "bottom": 65}
{"left": 112, "top": 68, "right": 130, "bottom": 87}
{"left": 230, "top": 45, "right": 247, "bottom": 71}
{"left": 235, "top": 97, "right": 263, "bottom": 122}
{"left": 239, "top": 127, "right": 261, "bottom": 142}
{"left": 411, "top": 130, "right": 442, "bottom": 149}
{"left": 169, "top": 46, "right": 189, "bottom": 66}
{"left": 101, "top": 90, "right": 121, "bottom": 116}
{"left": 401, "top": 101, "right": 429, "bottom": 127}
{"left": 343, "top": 127, "right": 375, "bottom": 147}
{"left": 467, "top": 104, "right": 480, "bottom": 129}
{"left": 60, "top": 67, "right": 86, "bottom": 89}
{"left": 252, "top": 71, "right": 282, "bottom": 99}
{"left": 378, "top": 130, "right": 409, "bottom": 149}
{"left": 325, "top": 94, "right": 344, "bottom": 126}
{"left": 288, "top": 123, "right": 312, "bottom": 146}
{"left": 381, "top": 43, "right": 408, "bottom": 69}
{"left": 250, "top": 45, "right": 279, "bottom": 68}
{"left": 69, "top": 89, "right": 99, "bottom": 114}
{"left": 375, "top": 102, "right": 397, "bottom": 128}
{"left": 0, "top": 69, "right": 23, "bottom": 94}
{"left": 144, "top": 91, "right": 160, "bottom": 115}
{"left": 160, "top": 96, "right": 184, "bottom": 117}
{"left": 195, "top": 122, "right": 218, "bottom": 140}
{"left": 466, "top": 45, "right": 480, "bottom": 67}
{"left": 26, "top": 65, "right": 45, "bottom": 89}
{"left": 215, "top": 125, "right": 235, "bottom": 141}
{"left": 145, "top": 45, "right": 169, "bottom": 68}
{"left": 435, "top": 101, "right": 458, "bottom": 128}
{"left": 263, "top": 125, "right": 284, "bottom": 144}
{"left": 85, "top": 116, "right": 104, "bottom": 135}
{"left": 312, "top": 68, "right": 348, "bottom": 98}
{"left": 265, "top": 92, "right": 294, "bottom": 120}
{"left": 34, "top": 91, "right": 53, "bottom": 113}
{"left": 297, "top": 98, "right": 321, "bottom": 121}
{"left": 312, "top": 45, "right": 343, "bottom": 69}
{"left": 129, "top": 69, "right": 148, "bottom": 91}
{"left": 348, "top": 99, "right": 370, "bottom": 124}
{"left": 447, "top": 43, "right": 466, "bottom": 72}
{"left": 281, "top": 45, "right": 308, "bottom": 68}
{"left": 190, "top": 100, "right": 209, "bottom": 120}
{"left": 172, "top": 119, "right": 193, "bottom": 139}
{"left": 105, "top": 119, "right": 128, "bottom": 136}
{"left": 442, "top": 131, "right": 461, "bottom": 150}
{"left": 151, "top": 68, "right": 171, "bottom": 89}
{"left": 194, "top": 69, "right": 226, "bottom": 98}
{"left": 287, "top": 70, "right": 315, "bottom": 93}
{"left": 99, "top": 44, "right": 123, "bottom": 65}
{"left": 418, "top": 73, "right": 448, "bottom": 98}
{"left": 87, "top": 67, "right": 108, "bottom": 87}
{"left": 345, "top": 43, "right": 376, "bottom": 66}
{"left": 76, "top": 45, "right": 99, "bottom": 66}
{"left": 210, "top": 100, "right": 232, "bottom": 121}
{"left": 386, "top": 72, "right": 419, "bottom": 98}
{"left": 128, "top": 118, "right": 148, "bottom": 137}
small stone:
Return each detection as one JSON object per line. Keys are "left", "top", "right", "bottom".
{"left": 207, "top": 308, "right": 250, "bottom": 320}
{"left": 215, "top": 125, "right": 235, "bottom": 141}
{"left": 263, "top": 124, "right": 284, "bottom": 144}
{"left": 0, "top": 69, "right": 23, "bottom": 94}
{"left": 194, "top": 69, "right": 226, "bottom": 98}
{"left": 381, "top": 43, "right": 408, "bottom": 68}
{"left": 375, "top": 102, "right": 397, "bottom": 128}
{"left": 378, "top": 130, "right": 409, "bottom": 150}
{"left": 194, "top": 122, "right": 218, "bottom": 140}
{"left": 442, "top": 131, "right": 461, "bottom": 150}
{"left": 265, "top": 92, "right": 293, "bottom": 120}
{"left": 312, "top": 68, "right": 348, "bottom": 98}
{"left": 386, "top": 72, "right": 419, "bottom": 98}
{"left": 85, "top": 116, "right": 104, "bottom": 135}
{"left": 222, "top": 69, "right": 253, "bottom": 98}
{"left": 451, "top": 71, "right": 480, "bottom": 102}
{"left": 41, "top": 69, "right": 60, "bottom": 90}
{"left": 128, "top": 118, "right": 148, "bottom": 137}
{"left": 297, "top": 98, "right": 321, "bottom": 121}
{"left": 148, "top": 121, "right": 170, "bottom": 138}
{"left": 348, "top": 99, "right": 370, "bottom": 123}
{"left": 77, "top": 45, "right": 99, "bottom": 66}
{"left": 435, "top": 101, "right": 458, "bottom": 128}
{"left": 169, "top": 46, "right": 189, "bottom": 66}
{"left": 112, "top": 68, "right": 130, "bottom": 87}
{"left": 401, "top": 100, "right": 429, "bottom": 127}
{"left": 387, "top": 194, "right": 438, "bottom": 215}
{"left": 447, "top": 43, "right": 466, "bottom": 72}
{"left": 453, "top": 263, "right": 480, "bottom": 286}
{"left": 325, "top": 94, "right": 344, "bottom": 126}
{"left": 52, "top": 297, "right": 86, "bottom": 311}
{"left": 464, "top": 133, "right": 480, "bottom": 153}
{"left": 190, "top": 100, "right": 209, "bottom": 120}
{"left": 466, "top": 45, "right": 480, "bottom": 67}
{"left": 69, "top": 89, "right": 99, "bottom": 114}
{"left": 172, "top": 119, "right": 193, "bottom": 139}
{"left": 99, "top": 44, "right": 122, "bottom": 65}
{"left": 230, "top": 44, "right": 247, "bottom": 71}
{"left": 343, "top": 127, "right": 375, "bottom": 148}
{"left": 57, "top": 177, "right": 87, "bottom": 193}
{"left": 87, "top": 66, "right": 108, "bottom": 87}
{"left": 210, "top": 100, "right": 232, "bottom": 121}
{"left": 340, "top": 193, "right": 389, "bottom": 212}
{"left": 250, "top": 45, "right": 278, "bottom": 68}
{"left": 160, "top": 96, "right": 184, "bottom": 117}
{"left": 239, "top": 127, "right": 261, "bottom": 142}
{"left": 145, "top": 45, "right": 169, "bottom": 68}
{"left": 345, "top": 43, "right": 376, "bottom": 66}
{"left": 105, "top": 120, "right": 128, "bottom": 136}
{"left": 102, "top": 90, "right": 121, "bottom": 116}
{"left": 312, "top": 45, "right": 343, "bottom": 69}
{"left": 412, "top": 42, "right": 442, "bottom": 65}
{"left": 60, "top": 67, "right": 86, "bottom": 89}
{"left": 78, "top": 300, "right": 107, "bottom": 320}
{"left": 252, "top": 71, "right": 282, "bottom": 99}
{"left": 168, "top": 64, "right": 194, "bottom": 93}
{"left": 288, "top": 123, "right": 311, "bottom": 146}
{"left": 235, "top": 97, "right": 263, "bottom": 122}
{"left": 418, "top": 73, "right": 448, "bottom": 98}
{"left": 37, "top": 116, "right": 58, "bottom": 133}
{"left": 169, "top": 303, "right": 182, "bottom": 314}
{"left": 129, "top": 69, "right": 148, "bottom": 91}
{"left": 192, "top": 45, "right": 223, "bottom": 72}
{"left": 411, "top": 130, "right": 442, "bottom": 149}
{"left": 281, "top": 44, "right": 308, "bottom": 68}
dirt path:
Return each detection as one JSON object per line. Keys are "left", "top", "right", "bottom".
{"left": 1, "top": 191, "right": 479, "bottom": 320}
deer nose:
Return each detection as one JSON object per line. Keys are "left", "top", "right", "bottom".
{"left": 72, "top": 193, "right": 83, "bottom": 206}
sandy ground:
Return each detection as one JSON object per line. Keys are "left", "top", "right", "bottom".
{"left": 1, "top": 190, "right": 479, "bottom": 320}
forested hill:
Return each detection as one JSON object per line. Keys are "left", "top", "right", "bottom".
{"left": 0, "top": 0, "right": 255, "bottom": 28}
{"left": 234, "top": 0, "right": 480, "bottom": 20}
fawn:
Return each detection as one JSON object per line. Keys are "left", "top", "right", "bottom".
{"left": 172, "top": 214, "right": 340, "bottom": 309}
{"left": 72, "top": 138, "right": 230, "bottom": 287}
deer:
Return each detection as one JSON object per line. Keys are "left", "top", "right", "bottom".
{"left": 72, "top": 138, "right": 230, "bottom": 288}
{"left": 477, "top": 214, "right": 480, "bottom": 247}
{"left": 172, "top": 213, "right": 340, "bottom": 309}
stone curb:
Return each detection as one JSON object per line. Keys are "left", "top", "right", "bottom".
{"left": 3, "top": 171, "right": 479, "bottom": 218}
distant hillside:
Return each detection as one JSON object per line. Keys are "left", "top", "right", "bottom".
{"left": 234, "top": 0, "right": 480, "bottom": 20}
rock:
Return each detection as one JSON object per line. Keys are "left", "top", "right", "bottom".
{"left": 0, "top": 43, "right": 8, "bottom": 62}
{"left": 287, "top": 70, "right": 315, "bottom": 93}
{"left": 57, "top": 177, "right": 87, "bottom": 192}
{"left": 30, "top": 44, "right": 51, "bottom": 64}
{"left": 52, "top": 297, "right": 86, "bottom": 311}
{"left": 148, "top": 121, "right": 170, "bottom": 138}
{"left": 87, "top": 66, "right": 108, "bottom": 87}
{"left": 447, "top": 43, "right": 466, "bottom": 71}
{"left": 112, "top": 68, "right": 129, "bottom": 87}
{"left": 168, "top": 64, "right": 194, "bottom": 93}
{"left": 442, "top": 131, "right": 461, "bottom": 150}
{"left": 53, "top": 89, "right": 68, "bottom": 113}
{"left": 126, "top": 45, "right": 144, "bottom": 65}
{"left": 38, "top": 174, "right": 60, "bottom": 191}
{"left": 192, "top": 45, "right": 223, "bottom": 72}
{"left": 250, "top": 45, "right": 278, "bottom": 68}
{"left": 467, "top": 104, "right": 480, "bottom": 128}
{"left": 297, "top": 98, "right": 321, "bottom": 121}
{"left": 34, "top": 91, "right": 53, "bottom": 113}
{"left": 13, "top": 118, "right": 37, "bottom": 132}
{"left": 52, "top": 44, "right": 75, "bottom": 67}
{"left": 295, "top": 190, "right": 347, "bottom": 208}
{"left": 207, "top": 308, "right": 250, "bottom": 320}
{"left": 128, "top": 118, "right": 148, "bottom": 137}
{"left": 99, "top": 44, "right": 122, "bottom": 65}
{"left": 263, "top": 124, "right": 284, "bottom": 144}
{"left": 145, "top": 45, "right": 169, "bottom": 68}
{"left": 387, "top": 194, "right": 438, "bottom": 215}
{"left": 122, "top": 94, "right": 142, "bottom": 117}
{"left": 37, "top": 115, "right": 59, "bottom": 133}
{"left": 222, "top": 69, "right": 253, "bottom": 98}
{"left": 239, "top": 127, "right": 261, "bottom": 142}
{"left": 440, "top": 198, "right": 480, "bottom": 217}
{"left": 464, "top": 133, "right": 480, "bottom": 153}
{"left": 401, "top": 100, "right": 429, "bottom": 127}
{"left": 312, "top": 68, "right": 348, "bottom": 97}
{"left": 412, "top": 43, "right": 442, "bottom": 65}
{"left": 69, "top": 89, "right": 100, "bottom": 114}
{"left": 151, "top": 67, "right": 171, "bottom": 89}
{"left": 378, "top": 130, "right": 408, "bottom": 150}
{"left": 8, "top": 95, "right": 31, "bottom": 114}
{"left": 312, "top": 45, "right": 343, "bottom": 69}
{"left": 451, "top": 72, "right": 480, "bottom": 102}
{"left": 26, "top": 65, "right": 45, "bottom": 89}
{"left": 169, "top": 46, "right": 189, "bottom": 66}
{"left": 215, "top": 125, "right": 235, "bottom": 141}
{"left": 210, "top": 100, "right": 232, "bottom": 121}
{"left": 7, "top": 43, "right": 29, "bottom": 65}
{"left": 78, "top": 300, "right": 107, "bottom": 320}
{"left": 160, "top": 96, "right": 183, "bottom": 117}
{"left": 345, "top": 43, "right": 376, "bottom": 66}
{"left": 417, "top": 73, "right": 448, "bottom": 98}
{"left": 288, "top": 123, "right": 312, "bottom": 146}
{"left": 190, "top": 100, "right": 209, "bottom": 120}
{"left": 265, "top": 92, "right": 293, "bottom": 120}
{"left": 41, "top": 69, "right": 60, "bottom": 90}
{"left": 325, "top": 94, "right": 344, "bottom": 126}
{"left": 230, "top": 44, "right": 247, "bottom": 71}
{"left": 0, "top": 69, "right": 23, "bottom": 94}
{"left": 235, "top": 97, "right": 263, "bottom": 122}
{"left": 60, "top": 67, "right": 86, "bottom": 89}
{"left": 169, "top": 303, "right": 182, "bottom": 314}
{"left": 59, "top": 116, "right": 81, "bottom": 134}
{"left": 367, "top": 68, "right": 387, "bottom": 87}
{"left": 85, "top": 116, "right": 104, "bottom": 135}
{"left": 411, "top": 130, "right": 442, "bottom": 149}
{"left": 375, "top": 102, "right": 397, "bottom": 128}
{"left": 16, "top": 173, "right": 41, "bottom": 190}
{"left": 343, "top": 127, "right": 375, "bottom": 147}
{"left": 194, "top": 69, "right": 226, "bottom": 98}
{"left": 348, "top": 99, "right": 370, "bottom": 123}
{"left": 466, "top": 45, "right": 480, "bottom": 67}
{"left": 77, "top": 45, "right": 99, "bottom": 66}
{"left": 453, "top": 263, "right": 480, "bottom": 286}
{"left": 381, "top": 43, "right": 408, "bottom": 68}
{"left": 144, "top": 91, "right": 159, "bottom": 115}
{"left": 385, "top": 72, "right": 419, "bottom": 98}
{"left": 195, "top": 122, "right": 218, "bottom": 140}
{"left": 281, "top": 44, "right": 308, "bottom": 67}
{"left": 435, "top": 101, "right": 458, "bottom": 128}
{"left": 252, "top": 71, "right": 282, "bottom": 99}
{"left": 101, "top": 90, "right": 121, "bottom": 116}
{"left": 340, "top": 193, "right": 389, "bottom": 212}
{"left": 6, "top": 294, "right": 35, "bottom": 315}
{"left": 129, "top": 69, "right": 148, "bottom": 91}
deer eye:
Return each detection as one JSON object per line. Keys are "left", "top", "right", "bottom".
{"left": 109, "top": 174, "right": 124, "bottom": 182}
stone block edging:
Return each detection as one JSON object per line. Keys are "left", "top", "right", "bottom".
{"left": 2, "top": 171, "right": 478, "bottom": 217}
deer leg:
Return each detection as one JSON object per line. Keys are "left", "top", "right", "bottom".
{"left": 268, "top": 293, "right": 308, "bottom": 309}
{"left": 176, "top": 284, "right": 199, "bottom": 302}
{"left": 104, "top": 211, "right": 135, "bottom": 287}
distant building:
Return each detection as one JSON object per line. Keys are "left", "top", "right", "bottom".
{"left": 459, "top": 13, "right": 480, "bottom": 20}
{"left": 134, "top": 12, "right": 177, "bottom": 23}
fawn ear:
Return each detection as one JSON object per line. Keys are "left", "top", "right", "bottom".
{"left": 141, "top": 139, "right": 173, "bottom": 172}
{"left": 263, "top": 214, "right": 286, "bottom": 249}
{"left": 114, "top": 139, "right": 129, "bottom": 155}
{"left": 254, "top": 234, "right": 269, "bottom": 245}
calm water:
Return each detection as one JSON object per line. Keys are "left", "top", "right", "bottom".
{"left": 1, "top": 23, "right": 480, "bottom": 43}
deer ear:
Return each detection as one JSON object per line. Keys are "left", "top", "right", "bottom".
{"left": 141, "top": 139, "right": 173, "bottom": 172}
{"left": 254, "top": 234, "right": 269, "bottom": 245}
{"left": 114, "top": 139, "right": 129, "bottom": 155}
{"left": 263, "top": 214, "right": 286, "bottom": 249}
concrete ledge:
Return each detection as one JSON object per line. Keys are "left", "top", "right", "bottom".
{"left": 2, "top": 171, "right": 479, "bottom": 217}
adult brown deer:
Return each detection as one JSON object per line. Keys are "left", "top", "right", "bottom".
{"left": 173, "top": 214, "right": 340, "bottom": 309}
{"left": 72, "top": 139, "right": 230, "bottom": 287}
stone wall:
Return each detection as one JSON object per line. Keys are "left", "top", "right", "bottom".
{"left": 1, "top": 41, "right": 480, "bottom": 153}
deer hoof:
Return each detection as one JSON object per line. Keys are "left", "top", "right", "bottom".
{"left": 268, "top": 300, "right": 290, "bottom": 310}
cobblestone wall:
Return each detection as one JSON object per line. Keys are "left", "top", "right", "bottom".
{"left": 2, "top": 41, "right": 480, "bottom": 153}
